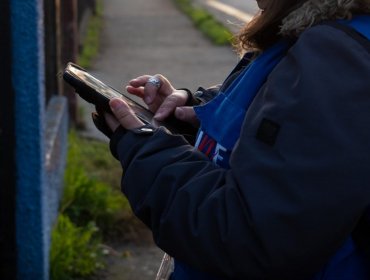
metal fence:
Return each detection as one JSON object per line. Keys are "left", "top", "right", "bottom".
{"left": 78, "top": 0, "right": 97, "bottom": 24}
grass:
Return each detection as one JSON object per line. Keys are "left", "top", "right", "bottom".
{"left": 172, "top": 0, "right": 234, "bottom": 45}
{"left": 64, "top": 132, "right": 122, "bottom": 190}
{"left": 77, "top": 0, "right": 104, "bottom": 68}
{"left": 50, "top": 215, "right": 104, "bottom": 280}
{"left": 50, "top": 131, "right": 134, "bottom": 279}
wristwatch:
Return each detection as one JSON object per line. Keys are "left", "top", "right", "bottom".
{"left": 130, "top": 123, "right": 156, "bottom": 135}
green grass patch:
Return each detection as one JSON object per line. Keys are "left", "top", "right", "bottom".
{"left": 61, "top": 131, "right": 131, "bottom": 236}
{"left": 50, "top": 131, "right": 133, "bottom": 279}
{"left": 50, "top": 215, "right": 104, "bottom": 280}
{"left": 172, "top": 0, "right": 234, "bottom": 45}
{"left": 77, "top": 0, "right": 104, "bottom": 68}
{"left": 64, "top": 131, "right": 123, "bottom": 191}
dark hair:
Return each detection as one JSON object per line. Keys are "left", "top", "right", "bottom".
{"left": 235, "top": 0, "right": 307, "bottom": 53}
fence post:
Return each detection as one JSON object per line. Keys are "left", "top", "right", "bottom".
{"left": 10, "top": 0, "right": 49, "bottom": 278}
{"left": 61, "top": 0, "right": 79, "bottom": 124}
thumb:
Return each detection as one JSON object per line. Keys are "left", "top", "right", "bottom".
{"left": 174, "top": 106, "right": 199, "bottom": 126}
{"left": 109, "top": 98, "right": 144, "bottom": 129}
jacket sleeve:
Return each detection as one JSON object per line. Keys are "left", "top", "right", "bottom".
{"left": 110, "top": 24, "right": 370, "bottom": 279}
{"left": 165, "top": 86, "right": 221, "bottom": 140}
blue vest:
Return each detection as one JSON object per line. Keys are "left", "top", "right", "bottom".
{"left": 171, "top": 16, "right": 370, "bottom": 280}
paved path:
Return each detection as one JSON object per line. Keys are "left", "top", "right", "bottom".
{"left": 80, "top": 0, "right": 240, "bottom": 278}
{"left": 194, "top": 0, "right": 258, "bottom": 33}
{"left": 91, "top": 0, "right": 238, "bottom": 88}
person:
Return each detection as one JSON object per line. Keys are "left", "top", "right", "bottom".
{"left": 92, "top": 0, "right": 370, "bottom": 279}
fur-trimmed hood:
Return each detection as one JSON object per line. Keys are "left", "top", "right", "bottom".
{"left": 280, "top": 0, "right": 370, "bottom": 36}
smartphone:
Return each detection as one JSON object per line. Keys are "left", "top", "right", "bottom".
{"left": 63, "top": 62, "right": 197, "bottom": 136}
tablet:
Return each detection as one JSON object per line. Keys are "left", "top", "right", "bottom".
{"left": 63, "top": 62, "right": 196, "bottom": 135}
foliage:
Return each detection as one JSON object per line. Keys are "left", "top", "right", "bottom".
{"left": 61, "top": 131, "right": 129, "bottom": 235}
{"left": 62, "top": 168, "right": 127, "bottom": 235}
{"left": 65, "top": 132, "right": 123, "bottom": 190}
{"left": 50, "top": 215, "right": 104, "bottom": 280}
{"left": 77, "top": 0, "right": 104, "bottom": 68}
{"left": 172, "top": 0, "right": 234, "bottom": 45}
{"left": 50, "top": 131, "right": 132, "bottom": 279}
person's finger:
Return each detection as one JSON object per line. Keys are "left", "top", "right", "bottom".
{"left": 154, "top": 91, "right": 188, "bottom": 121}
{"left": 144, "top": 74, "right": 175, "bottom": 105}
{"left": 152, "top": 74, "right": 174, "bottom": 96}
{"left": 129, "top": 74, "right": 173, "bottom": 92}
{"left": 126, "top": 85, "right": 145, "bottom": 99}
{"left": 143, "top": 74, "right": 165, "bottom": 105}
{"left": 174, "top": 106, "right": 199, "bottom": 126}
{"left": 126, "top": 75, "right": 152, "bottom": 99}
{"left": 128, "top": 75, "right": 152, "bottom": 88}
{"left": 109, "top": 98, "right": 144, "bottom": 129}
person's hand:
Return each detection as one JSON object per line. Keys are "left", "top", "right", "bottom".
{"left": 104, "top": 98, "right": 145, "bottom": 132}
{"left": 91, "top": 106, "right": 115, "bottom": 138}
{"left": 126, "top": 74, "right": 174, "bottom": 113}
{"left": 126, "top": 74, "right": 199, "bottom": 126}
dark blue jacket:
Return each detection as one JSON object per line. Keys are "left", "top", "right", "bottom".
{"left": 110, "top": 16, "right": 370, "bottom": 279}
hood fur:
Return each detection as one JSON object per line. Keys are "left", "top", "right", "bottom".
{"left": 280, "top": 0, "right": 370, "bottom": 36}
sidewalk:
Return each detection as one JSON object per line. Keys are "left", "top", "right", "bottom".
{"left": 79, "top": 0, "right": 239, "bottom": 279}
{"left": 80, "top": 0, "right": 239, "bottom": 142}
{"left": 193, "top": 0, "right": 257, "bottom": 34}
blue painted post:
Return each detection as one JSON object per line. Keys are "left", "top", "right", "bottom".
{"left": 10, "top": 0, "right": 48, "bottom": 279}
